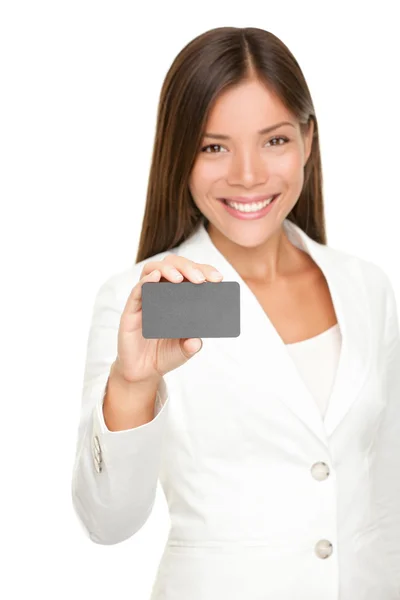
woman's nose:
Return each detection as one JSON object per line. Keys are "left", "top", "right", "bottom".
{"left": 227, "top": 150, "right": 268, "bottom": 188}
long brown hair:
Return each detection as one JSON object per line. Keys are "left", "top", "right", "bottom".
{"left": 135, "top": 26, "right": 325, "bottom": 264}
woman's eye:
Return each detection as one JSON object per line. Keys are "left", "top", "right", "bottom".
{"left": 201, "top": 136, "right": 289, "bottom": 154}
{"left": 266, "top": 136, "right": 289, "bottom": 147}
{"left": 200, "top": 144, "right": 226, "bottom": 154}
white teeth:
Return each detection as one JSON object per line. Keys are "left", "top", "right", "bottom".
{"left": 226, "top": 197, "right": 275, "bottom": 212}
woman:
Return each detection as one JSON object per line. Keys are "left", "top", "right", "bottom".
{"left": 71, "top": 27, "right": 400, "bottom": 599}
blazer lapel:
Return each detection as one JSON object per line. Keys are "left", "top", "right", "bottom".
{"left": 178, "top": 218, "right": 372, "bottom": 445}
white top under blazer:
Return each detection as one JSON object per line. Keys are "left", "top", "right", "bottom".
{"left": 286, "top": 322, "right": 342, "bottom": 419}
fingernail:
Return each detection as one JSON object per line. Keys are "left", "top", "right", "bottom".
{"left": 190, "top": 339, "right": 202, "bottom": 354}
{"left": 171, "top": 269, "right": 183, "bottom": 280}
{"left": 209, "top": 270, "right": 223, "bottom": 280}
{"left": 192, "top": 269, "right": 206, "bottom": 282}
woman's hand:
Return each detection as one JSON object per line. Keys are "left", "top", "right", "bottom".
{"left": 113, "top": 254, "right": 224, "bottom": 385}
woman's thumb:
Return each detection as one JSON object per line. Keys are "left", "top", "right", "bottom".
{"left": 180, "top": 337, "right": 203, "bottom": 358}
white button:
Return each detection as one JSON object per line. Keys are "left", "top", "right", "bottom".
{"left": 93, "top": 444, "right": 101, "bottom": 462}
{"left": 315, "top": 539, "right": 333, "bottom": 559}
{"left": 93, "top": 447, "right": 101, "bottom": 463}
{"left": 93, "top": 450, "right": 102, "bottom": 472}
{"left": 311, "top": 461, "right": 330, "bottom": 481}
{"left": 92, "top": 435, "right": 102, "bottom": 472}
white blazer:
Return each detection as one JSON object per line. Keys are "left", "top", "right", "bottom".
{"left": 71, "top": 218, "right": 400, "bottom": 600}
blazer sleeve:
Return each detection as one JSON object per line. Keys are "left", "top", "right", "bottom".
{"left": 71, "top": 275, "right": 170, "bottom": 545}
{"left": 369, "top": 270, "right": 400, "bottom": 593}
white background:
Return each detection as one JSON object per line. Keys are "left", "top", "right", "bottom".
{"left": 1, "top": 1, "right": 399, "bottom": 598}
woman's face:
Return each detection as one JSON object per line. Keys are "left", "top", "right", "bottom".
{"left": 188, "top": 78, "right": 314, "bottom": 248}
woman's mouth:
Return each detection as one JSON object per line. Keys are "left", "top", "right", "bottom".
{"left": 219, "top": 194, "right": 279, "bottom": 220}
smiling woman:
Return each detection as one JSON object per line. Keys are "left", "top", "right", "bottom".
{"left": 134, "top": 27, "right": 322, "bottom": 261}
{"left": 71, "top": 25, "right": 400, "bottom": 600}
{"left": 188, "top": 76, "right": 314, "bottom": 251}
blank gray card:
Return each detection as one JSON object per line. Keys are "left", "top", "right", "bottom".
{"left": 142, "top": 281, "right": 240, "bottom": 338}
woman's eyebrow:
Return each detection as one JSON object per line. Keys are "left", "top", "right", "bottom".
{"left": 203, "top": 121, "right": 295, "bottom": 140}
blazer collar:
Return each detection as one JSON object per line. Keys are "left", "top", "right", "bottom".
{"left": 178, "top": 218, "right": 372, "bottom": 444}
